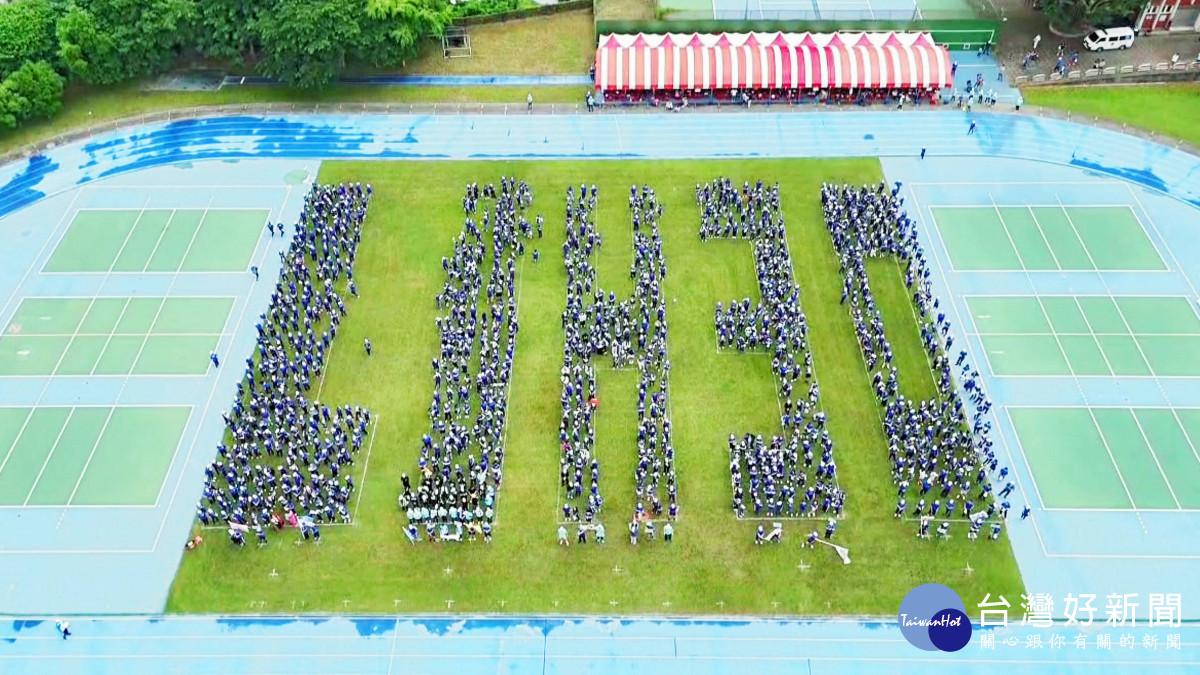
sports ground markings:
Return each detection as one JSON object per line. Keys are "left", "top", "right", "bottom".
{"left": 909, "top": 180, "right": 1200, "bottom": 555}
{"left": 908, "top": 184, "right": 1079, "bottom": 557}
{"left": 1006, "top": 405, "right": 1200, "bottom": 512}
{"left": 40, "top": 207, "right": 269, "bottom": 275}
{"left": 0, "top": 404, "right": 193, "bottom": 508}
{"left": 0, "top": 295, "right": 237, "bottom": 377}
{"left": 964, "top": 294, "right": 1200, "bottom": 378}
{"left": 930, "top": 201, "right": 1168, "bottom": 273}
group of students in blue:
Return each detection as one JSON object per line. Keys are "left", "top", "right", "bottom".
{"left": 400, "top": 178, "right": 537, "bottom": 545}
{"left": 698, "top": 178, "right": 846, "bottom": 533}
{"left": 557, "top": 182, "right": 678, "bottom": 543}
{"left": 197, "top": 183, "right": 374, "bottom": 548}
{"left": 821, "top": 180, "right": 1017, "bottom": 541}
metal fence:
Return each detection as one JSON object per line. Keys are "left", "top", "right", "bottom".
{"left": 1014, "top": 59, "right": 1200, "bottom": 86}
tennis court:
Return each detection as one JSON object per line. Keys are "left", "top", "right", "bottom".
{"left": 932, "top": 205, "right": 1167, "bottom": 271}
{"left": 1008, "top": 406, "right": 1200, "bottom": 510}
{"left": 966, "top": 295, "right": 1200, "bottom": 377}
{"left": 0, "top": 296, "right": 234, "bottom": 376}
{"left": 0, "top": 405, "right": 191, "bottom": 507}
{"left": 42, "top": 208, "right": 267, "bottom": 274}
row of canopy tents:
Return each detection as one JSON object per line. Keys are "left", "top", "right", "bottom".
{"left": 594, "top": 32, "right": 953, "bottom": 92}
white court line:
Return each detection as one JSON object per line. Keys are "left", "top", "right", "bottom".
{"left": 1071, "top": 296, "right": 1116, "bottom": 376}
{"left": 1024, "top": 207, "right": 1062, "bottom": 270}
{"left": 1125, "top": 183, "right": 1200, "bottom": 301}
{"left": 150, "top": 200, "right": 288, "bottom": 550}
{"left": 140, "top": 209, "right": 183, "bottom": 274}
{"left": 64, "top": 207, "right": 267, "bottom": 212}
{"left": 88, "top": 297, "right": 133, "bottom": 377}
{"left": 46, "top": 296, "right": 99, "bottom": 377}
{"left": 966, "top": 332, "right": 1200, "bottom": 337}
{"left": 909, "top": 180, "right": 1130, "bottom": 186}
{"left": 1169, "top": 408, "right": 1200, "bottom": 472}
{"left": 82, "top": 184, "right": 293, "bottom": 190}
{"left": 933, "top": 203, "right": 1138, "bottom": 209}
{"left": 104, "top": 200, "right": 152, "bottom": 274}
{"left": 1044, "top": 506, "right": 1200, "bottom": 513}
{"left": 13, "top": 332, "right": 234, "bottom": 338}
{"left": 4, "top": 293, "right": 242, "bottom": 301}
{"left": 64, "top": 406, "right": 118, "bottom": 506}
{"left": 908, "top": 187, "right": 1052, "bottom": 555}
{"left": 22, "top": 408, "right": 75, "bottom": 505}
{"left": 0, "top": 190, "right": 83, "bottom": 327}
{"left": 1129, "top": 410, "right": 1182, "bottom": 509}
{"left": 0, "top": 503, "right": 155, "bottom": 510}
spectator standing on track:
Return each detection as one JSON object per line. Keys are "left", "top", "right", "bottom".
{"left": 210, "top": 352, "right": 219, "bottom": 368}
{"left": 55, "top": 620, "right": 70, "bottom": 640}
{"left": 251, "top": 265, "right": 259, "bottom": 281}
{"left": 527, "top": 93, "right": 533, "bottom": 111}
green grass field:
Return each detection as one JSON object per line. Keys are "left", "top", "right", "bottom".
{"left": 1024, "top": 84, "right": 1200, "bottom": 149}
{"left": 166, "top": 158, "right": 1023, "bottom": 616}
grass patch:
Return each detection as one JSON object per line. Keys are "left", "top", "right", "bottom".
{"left": 864, "top": 257, "right": 939, "bottom": 403}
{"left": 595, "top": 0, "right": 656, "bottom": 21}
{"left": 1023, "top": 84, "right": 1200, "bottom": 147}
{"left": 167, "top": 158, "right": 1024, "bottom": 616}
{"left": 408, "top": 11, "right": 595, "bottom": 75}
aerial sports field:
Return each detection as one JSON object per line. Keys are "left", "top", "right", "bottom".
{"left": 1, "top": 103, "right": 1199, "bottom": 672}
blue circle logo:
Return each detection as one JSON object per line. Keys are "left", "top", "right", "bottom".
{"left": 898, "top": 583, "right": 973, "bottom": 652}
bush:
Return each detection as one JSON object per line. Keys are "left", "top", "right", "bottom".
{"left": 450, "top": 0, "right": 537, "bottom": 18}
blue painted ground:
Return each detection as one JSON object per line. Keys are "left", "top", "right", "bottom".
{"left": 2, "top": 615, "right": 1197, "bottom": 673}
{"left": 1, "top": 107, "right": 1199, "bottom": 670}
{"left": 0, "top": 161, "right": 316, "bottom": 613}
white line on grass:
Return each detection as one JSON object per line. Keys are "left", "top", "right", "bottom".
{"left": 0, "top": 408, "right": 34, "bottom": 480}
{"left": 352, "top": 414, "right": 381, "bottom": 521}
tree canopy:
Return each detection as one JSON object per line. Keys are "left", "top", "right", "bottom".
{"left": 1, "top": 0, "right": 454, "bottom": 133}
{"left": 1040, "top": 0, "right": 1145, "bottom": 31}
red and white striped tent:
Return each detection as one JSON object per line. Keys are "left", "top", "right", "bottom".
{"left": 594, "top": 32, "right": 953, "bottom": 92}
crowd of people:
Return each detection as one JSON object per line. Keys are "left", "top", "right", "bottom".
{"left": 821, "top": 181, "right": 1010, "bottom": 540}
{"left": 197, "top": 183, "right": 374, "bottom": 548}
{"left": 558, "top": 184, "right": 678, "bottom": 538}
{"left": 698, "top": 178, "right": 845, "bottom": 526}
{"left": 399, "top": 179, "right": 536, "bottom": 544}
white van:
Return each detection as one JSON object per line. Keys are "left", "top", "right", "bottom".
{"left": 1084, "top": 27, "right": 1135, "bottom": 51}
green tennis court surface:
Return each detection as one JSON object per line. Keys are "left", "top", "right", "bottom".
{"left": 968, "top": 295, "right": 1200, "bottom": 377}
{"left": 0, "top": 296, "right": 233, "bottom": 376}
{"left": 0, "top": 406, "right": 190, "bottom": 506}
{"left": 933, "top": 206, "right": 1166, "bottom": 271}
{"left": 1010, "top": 407, "right": 1200, "bottom": 510}
{"left": 43, "top": 208, "right": 267, "bottom": 273}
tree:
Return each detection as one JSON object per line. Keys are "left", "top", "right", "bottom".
{"left": 1041, "top": 0, "right": 1144, "bottom": 30}
{"left": 194, "top": 0, "right": 275, "bottom": 63}
{"left": 56, "top": 0, "right": 195, "bottom": 86}
{"left": 254, "top": 0, "right": 363, "bottom": 89}
{"left": 0, "top": 0, "right": 61, "bottom": 78}
{"left": 362, "top": 0, "right": 449, "bottom": 68}
{"left": 1, "top": 60, "right": 64, "bottom": 122}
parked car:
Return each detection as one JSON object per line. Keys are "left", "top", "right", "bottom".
{"left": 1083, "top": 27, "right": 1136, "bottom": 51}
